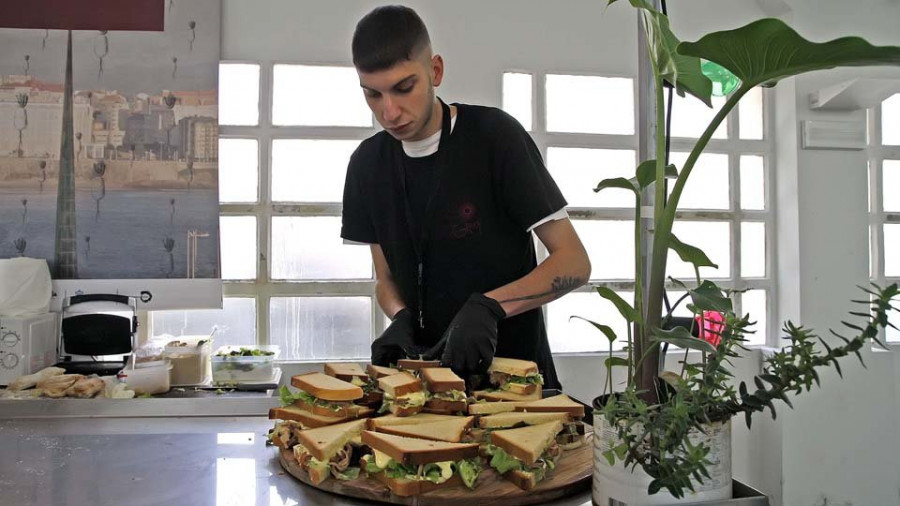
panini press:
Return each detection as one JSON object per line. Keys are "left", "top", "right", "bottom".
{"left": 55, "top": 294, "right": 137, "bottom": 376}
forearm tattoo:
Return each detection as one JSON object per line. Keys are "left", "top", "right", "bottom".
{"left": 499, "top": 276, "right": 586, "bottom": 304}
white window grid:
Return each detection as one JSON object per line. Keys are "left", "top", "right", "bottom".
{"left": 154, "top": 61, "right": 777, "bottom": 356}
{"left": 217, "top": 61, "right": 387, "bottom": 358}
{"left": 867, "top": 100, "right": 900, "bottom": 343}
{"left": 513, "top": 70, "right": 777, "bottom": 350}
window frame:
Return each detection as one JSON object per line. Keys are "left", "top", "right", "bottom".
{"left": 209, "top": 60, "right": 385, "bottom": 361}
{"left": 867, "top": 100, "right": 900, "bottom": 344}
{"left": 518, "top": 70, "right": 777, "bottom": 353}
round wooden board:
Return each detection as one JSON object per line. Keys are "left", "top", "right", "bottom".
{"left": 277, "top": 430, "right": 593, "bottom": 506}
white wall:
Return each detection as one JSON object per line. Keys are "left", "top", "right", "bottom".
{"left": 222, "top": 1, "right": 900, "bottom": 504}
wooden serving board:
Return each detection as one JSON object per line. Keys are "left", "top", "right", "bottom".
{"left": 277, "top": 430, "right": 593, "bottom": 506}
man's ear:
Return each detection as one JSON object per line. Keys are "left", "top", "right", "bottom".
{"left": 431, "top": 54, "right": 444, "bottom": 87}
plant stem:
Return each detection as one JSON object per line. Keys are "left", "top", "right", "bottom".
{"left": 641, "top": 85, "right": 748, "bottom": 401}
{"left": 610, "top": 342, "right": 614, "bottom": 395}
{"left": 631, "top": 192, "right": 643, "bottom": 387}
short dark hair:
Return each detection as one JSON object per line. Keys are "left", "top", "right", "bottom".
{"left": 352, "top": 5, "right": 431, "bottom": 73}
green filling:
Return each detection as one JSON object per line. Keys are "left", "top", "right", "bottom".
{"left": 431, "top": 390, "right": 467, "bottom": 402}
{"left": 457, "top": 458, "right": 483, "bottom": 489}
{"left": 506, "top": 373, "right": 544, "bottom": 385}
{"left": 332, "top": 467, "right": 361, "bottom": 481}
{"left": 484, "top": 444, "right": 524, "bottom": 474}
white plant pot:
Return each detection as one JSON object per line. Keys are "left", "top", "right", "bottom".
{"left": 592, "top": 414, "right": 732, "bottom": 505}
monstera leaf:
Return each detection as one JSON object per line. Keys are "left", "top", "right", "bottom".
{"left": 678, "top": 18, "right": 900, "bottom": 89}
{"left": 608, "top": 0, "right": 712, "bottom": 106}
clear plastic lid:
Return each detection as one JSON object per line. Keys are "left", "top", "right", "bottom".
{"left": 212, "top": 345, "right": 280, "bottom": 362}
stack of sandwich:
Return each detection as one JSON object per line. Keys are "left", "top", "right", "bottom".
{"left": 469, "top": 394, "right": 587, "bottom": 451}
{"left": 268, "top": 357, "right": 588, "bottom": 494}
{"left": 322, "top": 362, "right": 397, "bottom": 408}
{"left": 472, "top": 357, "right": 544, "bottom": 402}
{"left": 270, "top": 372, "right": 374, "bottom": 429}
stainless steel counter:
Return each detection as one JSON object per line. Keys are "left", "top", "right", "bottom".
{"left": 0, "top": 417, "right": 592, "bottom": 506}
{"left": 0, "top": 392, "right": 280, "bottom": 419}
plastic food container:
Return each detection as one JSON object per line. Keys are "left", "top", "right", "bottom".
{"left": 165, "top": 338, "right": 212, "bottom": 386}
{"left": 212, "top": 345, "right": 279, "bottom": 384}
{"left": 118, "top": 360, "right": 172, "bottom": 395}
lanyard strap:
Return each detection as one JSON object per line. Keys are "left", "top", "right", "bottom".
{"left": 394, "top": 98, "right": 453, "bottom": 330}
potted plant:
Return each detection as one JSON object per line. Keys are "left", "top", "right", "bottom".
{"left": 587, "top": 1, "right": 900, "bottom": 503}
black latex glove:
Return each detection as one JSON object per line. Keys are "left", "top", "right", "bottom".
{"left": 436, "top": 293, "right": 506, "bottom": 376}
{"left": 371, "top": 308, "right": 419, "bottom": 366}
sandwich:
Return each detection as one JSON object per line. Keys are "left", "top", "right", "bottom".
{"left": 377, "top": 416, "right": 475, "bottom": 443}
{"left": 271, "top": 372, "right": 373, "bottom": 428}
{"left": 478, "top": 410, "right": 584, "bottom": 449}
{"left": 420, "top": 367, "right": 467, "bottom": 414}
{"left": 396, "top": 358, "right": 441, "bottom": 375}
{"left": 467, "top": 399, "right": 534, "bottom": 415}
{"left": 515, "top": 394, "right": 586, "bottom": 449}
{"left": 360, "top": 430, "right": 484, "bottom": 495}
{"left": 269, "top": 420, "right": 303, "bottom": 450}
{"left": 483, "top": 421, "right": 563, "bottom": 490}
{"left": 487, "top": 357, "right": 544, "bottom": 394}
{"left": 292, "top": 418, "right": 368, "bottom": 485}
{"left": 471, "top": 387, "right": 542, "bottom": 402}
{"left": 378, "top": 372, "right": 427, "bottom": 416}
{"left": 324, "top": 362, "right": 381, "bottom": 407}
{"left": 367, "top": 364, "right": 402, "bottom": 379}
{"left": 514, "top": 393, "right": 585, "bottom": 417}
{"left": 324, "top": 362, "right": 369, "bottom": 387}
{"left": 366, "top": 413, "right": 461, "bottom": 430}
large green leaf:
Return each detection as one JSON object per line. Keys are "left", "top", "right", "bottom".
{"left": 605, "top": 356, "right": 629, "bottom": 369}
{"left": 595, "top": 177, "right": 639, "bottom": 195}
{"left": 650, "top": 326, "right": 716, "bottom": 354}
{"left": 570, "top": 315, "right": 618, "bottom": 343}
{"left": 635, "top": 160, "right": 678, "bottom": 189}
{"left": 668, "top": 234, "right": 718, "bottom": 269}
{"left": 608, "top": 0, "right": 712, "bottom": 106}
{"left": 678, "top": 18, "right": 900, "bottom": 89}
{"left": 690, "top": 280, "right": 733, "bottom": 313}
{"left": 596, "top": 286, "right": 640, "bottom": 324}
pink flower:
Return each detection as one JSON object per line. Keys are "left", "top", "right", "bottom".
{"left": 695, "top": 310, "right": 725, "bottom": 347}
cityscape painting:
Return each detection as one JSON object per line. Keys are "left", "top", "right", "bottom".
{"left": 0, "top": 0, "right": 220, "bottom": 280}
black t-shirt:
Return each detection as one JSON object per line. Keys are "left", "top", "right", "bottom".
{"left": 341, "top": 103, "right": 567, "bottom": 390}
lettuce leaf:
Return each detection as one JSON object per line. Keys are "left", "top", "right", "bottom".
{"left": 432, "top": 389, "right": 467, "bottom": 402}
{"left": 331, "top": 467, "right": 361, "bottom": 481}
{"left": 360, "top": 455, "right": 383, "bottom": 474}
{"left": 484, "top": 444, "right": 523, "bottom": 474}
{"left": 278, "top": 386, "right": 301, "bottom": 406}
{"left": 383, "top": 461, "right": 418, "bottom": 479}
{"left": 457, "top": 458, "right": 483, "bottom": 489}
{"left": 506, "top": 373, "right": 544, "bottom": 385}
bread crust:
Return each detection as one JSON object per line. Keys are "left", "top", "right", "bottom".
{"left": 388, "top": 404, "right": 423, "bottom": 417}
{"left": 269, "top": 405, "right": 373, "bottom": 428}
{"left": 361, "top": 430, "right": 479, "bottom": 466}
{"left": 472, "top": 388, "right": 542, "bottom": 402}
{"left": 378, "top": 373, "right": 423, "bottom": 397}
{"left": 291, "top": 372, "right": 364, "bottom": 401}
{"left": 370, "top": 469, "right": 464, "bottom": 497}
{"left": 367, "top": 364, "right": 401, "bottom": 379}
{"left": 419, "top": 367, "right": 465, "bottom": 392}
{"left": 396, "top": 359, "right": 441, "bottom": 371}
{"left": 424, "top": 399, "right": 467, "bottom": 414}
{"left": 505, "top": 469, "right": 538, "bottom": 490}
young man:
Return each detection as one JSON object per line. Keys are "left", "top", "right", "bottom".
{"left": 341, "top": 5, "right": 591, "bottom": 390}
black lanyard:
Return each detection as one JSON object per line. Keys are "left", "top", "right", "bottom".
{"left": 394, "top": 98, "right": 453, "bottom": 330}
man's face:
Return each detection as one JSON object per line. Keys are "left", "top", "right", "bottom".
{"left": 357, "top": 53, "right": 444, "bottom": 142}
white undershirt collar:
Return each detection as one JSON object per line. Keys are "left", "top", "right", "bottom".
{"left": 401, "top": 110, "right": 458, "bottom": 158}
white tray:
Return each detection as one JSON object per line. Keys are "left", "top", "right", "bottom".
{"left": 211, "top": 367, "right": 282, "bottom": 391}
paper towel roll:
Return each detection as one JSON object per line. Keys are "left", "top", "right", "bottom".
{"left": 0, "top": 258, "right": 52, "bottom": 317}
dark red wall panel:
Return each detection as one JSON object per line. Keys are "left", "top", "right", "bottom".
{"left": 0, "top": 0, "right": 164, "bottom": 31}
